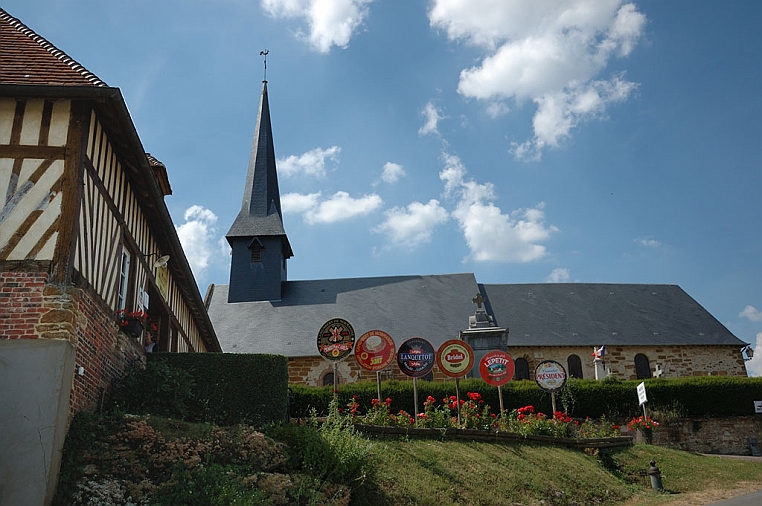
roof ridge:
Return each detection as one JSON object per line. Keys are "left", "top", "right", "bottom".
{"left": 0, "top": 7, "right": 107, "bottom": 87}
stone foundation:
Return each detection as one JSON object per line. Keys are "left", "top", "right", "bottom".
{"left": 649, "top": 417, "right": 762, "bottom": 456}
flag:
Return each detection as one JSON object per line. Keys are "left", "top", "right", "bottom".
{"left": 591, "top": 345, "right": 606, "bottom": 359}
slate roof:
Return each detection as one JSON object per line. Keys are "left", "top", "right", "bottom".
{"left": 207, "top": 273, "right": 480, "bottom": 356}
{"left": 482, "top": 283, "right": 745, "bottom": 347}
{"left": 227, "top": 81, "right": 292, "bottom": 256}
{"left": 208, "top": 278, "right": 745, "bottom": 356}
{"left": 0, "top": 8, "right": 106, "bottom": 86}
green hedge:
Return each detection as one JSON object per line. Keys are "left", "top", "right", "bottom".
{"left": 147, "top": 353, "right": 289, "bottom": 426}
{"left": 289, "top": 376, "right": 762, "bottom": 420}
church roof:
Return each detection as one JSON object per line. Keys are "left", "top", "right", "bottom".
{"left": 482, "top": 283, "right": 745, "bottom": 347}
{"left": 206, "top": 273, "right": 480, "bottom": 356}
{"left": 227, "top": 81, "right": 293, "bottom": 256}
{"left": 207, "top": 277, "right": 745, "bottom": 356}
{"left": 0, "top": 8, "right": 106, "bottom": 86}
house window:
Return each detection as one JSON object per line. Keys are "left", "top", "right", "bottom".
{"left": 567, "top": 354, "right": 583, "bottom": 379}
{"left": 635, "top": 354, "right": 651, "bottom": 379}
{"left": 117, "top": 248, "right": 131, "bottom": 311}
{"left": 514, "top": 358, "right": 530, "bottom": 380}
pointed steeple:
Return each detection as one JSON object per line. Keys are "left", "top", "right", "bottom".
{"left": 226, "top": 81, "right": 293, "bottom": 303}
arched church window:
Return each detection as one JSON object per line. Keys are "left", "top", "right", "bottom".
{"left": 567, "top": 354, "right": 583, "bottom": 379}
{"left": 514, "top": 358, "right": 530, "bottom": 380}
{"left": 634, "top": 354, "right": 651, "bottom": 379}
{"left": 322, "top": 372, "right": 335, "bottom": 387}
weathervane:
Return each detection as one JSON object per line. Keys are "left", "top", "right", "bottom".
{"left": 260, "top": 49, "right": 269, "bottom": 82}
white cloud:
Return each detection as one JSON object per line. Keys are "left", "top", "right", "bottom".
{"left": 740, "top": 305, "right": 762, "bottom": 322}
{"left": 486, "top": 101, "right": 510, "bottom": 118}
{"left": 429, "top": 0, "right": 646, "bottom": 160}
{"left": 374, "top": 199, "right": 448, "bottom": 247}
{"left": 635, "top": 236, "right": 661, "bottom": 248}
{"left": 282, "top": 192, "right": 322, "bottom": 213}
{"left": 381, "top": 162, "right": 406, "bottom": 183}
{"left": 511, "top": 76, "right": 638, "bottom": 160}
{"left": 261, "top": 0, "right": 373, "bottom": 53}
{"left": 439, "top": 153, "right": 557, "bottom": 262}
{"left": 176, "top": 205, "right": 218, "bottom": 279}
{"left": 303, "top": 191, "right": 382, "bottom": 224}
{"left": 547, "top": 268, "right": 570, "bottom": 283}
{"left": 745, "top": 333, "right": 762, "bottom": 377}
{"left": 278, "top": 146, "right": 341, "bottom": 178}
{"left": 419, "top": 101, "right": 445, "bottom": 136}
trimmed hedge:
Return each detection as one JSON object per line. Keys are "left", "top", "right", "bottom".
{"left": 147, "top": 353, "right": 289, "bottom": 426}
{"left": 290, "top": 376, "right": 762, "bottom": 420}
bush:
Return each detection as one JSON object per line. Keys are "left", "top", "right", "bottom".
{"left": 290, "top": 376, "right": 762, "bottom": 420}
{"left": 110, "top": 360, "right": 194, "bottom": 418}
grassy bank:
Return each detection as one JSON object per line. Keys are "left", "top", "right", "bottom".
{"left": 55, "top": 413, "right": 762, "bottom": 505}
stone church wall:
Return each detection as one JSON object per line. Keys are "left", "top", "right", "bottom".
{"left": 286, "top": 343, "right": 747, "bottom": 387}
{"left": 509, "top": 344, "right": 747, "bottom": 380}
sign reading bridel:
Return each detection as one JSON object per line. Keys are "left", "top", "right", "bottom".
{"left": 397, "top": 337, "right": 435, "bottom": 378}
{"left": 436, "top": 340, "right": 475, "bottom": 378}
{"left": 355, "top": 330, "right": 395, "bottom": 371}
{"left": 317, "top": 318, "right": 355, "bottom": 361}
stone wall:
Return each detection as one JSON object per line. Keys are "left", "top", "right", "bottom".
{"left": 1, "top": 268, "right": 144, "bottom": 414}
{"left": 650, "top": 417, "right": 762, "bottom": 455}
{"left": 288, "top": 356, "right": 452, "bottom": 386}
{"left": 286, "top": 342, "right": 747, "bottom": 387}
{"left": 509, "top": 345, "right": 747, "bottom": 380}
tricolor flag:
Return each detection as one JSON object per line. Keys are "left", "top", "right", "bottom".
{"left": 591, "top": 345, "right": 606, "bottom": 359}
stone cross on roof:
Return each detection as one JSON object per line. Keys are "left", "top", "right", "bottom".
{"left": 472, "top": 293, "right": 485, "bottom": 309}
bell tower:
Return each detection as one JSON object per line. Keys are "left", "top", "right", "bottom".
{"left": 226, "top": 80, "right": 293, "bottom": 302}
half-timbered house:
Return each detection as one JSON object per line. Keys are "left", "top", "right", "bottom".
{"left": 0, "top": 9, "right": 220, "bottom": 505}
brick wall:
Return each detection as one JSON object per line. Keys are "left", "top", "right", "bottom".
{"left": 1, "top": 269, "right": 144, "bottom": 415}
{"left": 0, "top": 271, "right": 48, "bottom": 339}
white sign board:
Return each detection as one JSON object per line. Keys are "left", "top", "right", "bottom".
{"left": 637, "top": 381, "right": 648, "bottom": 406}
{"left": 754, "top": 400, "right": 762, "bottom": 414}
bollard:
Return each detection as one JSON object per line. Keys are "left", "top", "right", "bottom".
{"left": 648, "top": 460, "right": 663, "bottom": 490}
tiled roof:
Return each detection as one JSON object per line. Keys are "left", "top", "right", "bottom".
{"left": 0, "top": 7, "right": 107, "bottom": 86}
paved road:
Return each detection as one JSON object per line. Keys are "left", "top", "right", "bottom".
{"left": 703, "top": 454, "right": 762, "bottom": 505}
{"left": 708, "top": 489, "right": 762, "bottom": 506}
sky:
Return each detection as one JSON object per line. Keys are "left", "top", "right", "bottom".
{"left": 6, "top": 1, "right": 761, "bottom": 375}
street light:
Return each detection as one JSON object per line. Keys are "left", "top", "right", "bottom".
{"left": 742, "top": 345, "right": 754, "bottom": 361}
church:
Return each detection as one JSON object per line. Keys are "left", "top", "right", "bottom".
{"left": 206, "top": 80, "right": 750, "bottom": 386}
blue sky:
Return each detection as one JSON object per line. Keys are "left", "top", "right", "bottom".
{"left": 7, "top": 1, "right": 761, "bottom": 374}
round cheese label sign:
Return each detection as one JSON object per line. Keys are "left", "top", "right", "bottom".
{"left": 478, "top": 350, "right": 515, "bottom": 387}
{"left": 317, "top": 318, "right": 355, "bottom": 361}
{"left": 534, "top": 360, "right": 567, "bottom": 392}
{"left": 355, "top": 330, "right": 395, "bottom": 371}
{"left": 436, "top": 339, "right": 475, "bottom": 378}
{"left": 397, "top": 337, "right": 436, "bottom": 378}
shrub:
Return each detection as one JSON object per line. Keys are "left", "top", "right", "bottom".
{"left": 110, "top": 360, "right": 194, "bottom": 418}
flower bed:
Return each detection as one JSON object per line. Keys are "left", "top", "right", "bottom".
{"left": 336, "top": 393, "right": 635, "bottom": 449}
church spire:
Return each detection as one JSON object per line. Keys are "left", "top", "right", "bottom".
{"left": 226, "top": 79, "right": 293, "bottom": 303}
